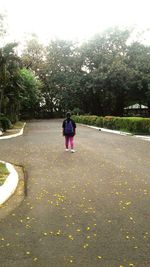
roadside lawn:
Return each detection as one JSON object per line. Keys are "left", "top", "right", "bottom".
{"left": 2, "top": 121, "right": 25, "bottom": 136}
{"left": 12, "top": 121, "right": 25, "bottom": 129}
{"left": 0, "top": 162, "right": 9, "bottom": 186}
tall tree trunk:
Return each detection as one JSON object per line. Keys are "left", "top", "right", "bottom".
{"left": 0, "top": 87, "right": 4, "bottom": 114}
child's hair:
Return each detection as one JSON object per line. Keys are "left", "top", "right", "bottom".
{"left": 66, "top": 112, "right": 71, "bottom": 118}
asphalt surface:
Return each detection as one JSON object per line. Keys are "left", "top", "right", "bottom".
{"left": 0, "top": 119, "right": 150, "bottom": 267}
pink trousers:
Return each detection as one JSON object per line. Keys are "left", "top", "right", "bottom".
{"left": 65, "top": 136, "right": 74, "bottom": 149}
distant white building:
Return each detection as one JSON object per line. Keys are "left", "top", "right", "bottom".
{"left": 124, "top": 103, "right": 149, "bottom": 117}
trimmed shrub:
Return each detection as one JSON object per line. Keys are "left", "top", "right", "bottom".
{"left": 103, "top": 116, "right": 117, "bottom": 130}
{"left": 0, "top": 116, "right": 12, "bottom": 131}
{"left": 72, "top": 115, "right": 98, "bottom": 126}
{"left": 72, "top": 115, "right": 150, "bottom": 134}
{"left": 95, "top": 117, "right": 104, "bottom": 127}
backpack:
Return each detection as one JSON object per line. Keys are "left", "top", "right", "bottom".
{"left": 64, "top": 120, "right": 74, "bottom": 135}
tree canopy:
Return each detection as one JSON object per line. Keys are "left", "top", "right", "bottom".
{"left": 0, "top": 20, "right": 150, "bottom": 121}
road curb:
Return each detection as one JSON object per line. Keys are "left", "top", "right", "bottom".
{"left": 0, "top": 161, "right": 19, "bottom": 205}
{"left": 80, "top": 124, "right": 150, "bottom": 141}
{"left": 0, "top": 123, "right": 26, "bottom": 205}
{"left": 81, "top": 124, "right": 133, "bottom": 136}
{"left": 0, "top": 122, "right": 26, "bottom": 140}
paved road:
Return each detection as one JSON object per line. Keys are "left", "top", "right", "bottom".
{"left": 0, "top": 120, "right": 150, "bottom": 267}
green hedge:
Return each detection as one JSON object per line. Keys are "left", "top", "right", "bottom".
{"left": 72, "top": 115, "right": 150, "bottom": 134}
{"left": 0, "top": 116, "right": 12, "bottom": 131}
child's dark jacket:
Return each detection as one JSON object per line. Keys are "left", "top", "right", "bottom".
{"left": 62, "top": 118, "right": 76, "bottom": 137}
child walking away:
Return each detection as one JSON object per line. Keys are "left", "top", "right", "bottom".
{"left": 62, "top": 112, "right": 76, "bottom": 153}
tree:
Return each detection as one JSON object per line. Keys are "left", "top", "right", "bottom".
{"left": 79, "top": 28, "right": 131, "bottom": 115}
{"left": 19, "top": 68, "right": 42, "bottom": 118}
{"left": 40, "top": 39, "right": 82, "bottom": 116}
{"left": 2, "top": 27, "right": 148, "bottom": 119}
{"left": 0, "top": 42, "right": 21, "bottom": 121}
{"left": 21, "top": 35, "right": 45, "bottom": 74}
{"left": 126, "top": 42, "right": 150, "bottom": 108}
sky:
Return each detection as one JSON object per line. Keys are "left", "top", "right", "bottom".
{"left": 1, "top": 0, "right": 150, "bottom": 45}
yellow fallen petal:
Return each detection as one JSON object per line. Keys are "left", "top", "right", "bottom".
{"left": 97, "top": 256, "right": 102, "bottom": 259}
{"left": 125, "top": 202, "right": 131, "bottom": 205}
{"left": 56, "top": 232, "right": 61, "bottom": 236}
{"left": 43, "top": 233, "right": 48, "bottom": 236}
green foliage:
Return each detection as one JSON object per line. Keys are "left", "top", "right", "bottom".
{"left": 0, "top": 162, "right": 9, "bottom": 186}
{"left": 72, "top": 115, "right": 150, "bottom": 134}
{"left": 72, "top": 115, "right": 98, "bottom": 126}
{"left": 41, "top": 39, "right": 81, "bottom": 114}
{"left": 21, "top": 36, "right": 45, "bottom": 73}
{"left": 95, "top": 116, "right": 104, "bottom": 127}
{"left": 1, "top": 26, "right": 150, "bottom": 119}
{"left": 115, "top": 117, "right": 150, "bottom": 133}
{"left": 0, "top": 42, "right": 21, "bottom": 122}
{"left": 0, "top": 116, "right": 12, "bottom": 131}
{"left": 103, "top": 116, "right": 117, "bottom": 129}
{"left": 12, "top": 121, "right": 24, "bottom": 129}
{"left": 18, "top": 68, "right": 42, "bottom": 119}
{"left": 71, "top": 108, "right": 84, "bottom": 115}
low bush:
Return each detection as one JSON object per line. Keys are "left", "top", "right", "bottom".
{"left": 72, "top": 115, "right": 98, "bottom": 126}
{"left": 72, "top": 115, "right": 150, "bottom": 134}
{"left": 0, "top": 116, "right": 12, "bottom": 131}
{"left": 95, "top": 117, "right": 104, "bottom": 127}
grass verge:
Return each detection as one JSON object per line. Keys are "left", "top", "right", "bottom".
{"left": 0, "top": 162, "right": 9, "bottom": 186}
{"left": 12, "top": 121, "right": 25, "bottom": 129}
{"left": 1, "top": 121, "right": 25, "bottom": 136}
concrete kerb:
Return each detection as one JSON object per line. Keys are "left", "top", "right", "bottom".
{"left": 0, "top": 123, "right": 26, "bottom": 205}
{"left": 0, "top": 122, "right": 26, "bottom": 140}
{"left": 81, "top": 124, "right": 150, "bottom": 141}
{"left": 86, "top": 125, "right": 133, "bottom": 136}
{"left": 0, "top": 161, "right": 19, "bottom": 205}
